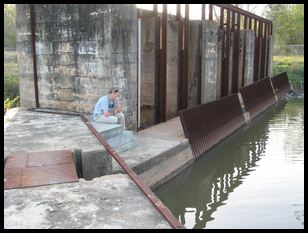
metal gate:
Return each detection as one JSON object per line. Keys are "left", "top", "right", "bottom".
{"left": 179, "top": 94, "right": 245, "bottom": 159}
{"left": 271, "top": 72, "right": 291, "bottom": 100}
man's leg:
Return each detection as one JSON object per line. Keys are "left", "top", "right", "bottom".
{"left": 93, "top": 115, "right": 119, "bottom": 124}
{"left": 115, "top": 112, "right": 125, "bottom": 130}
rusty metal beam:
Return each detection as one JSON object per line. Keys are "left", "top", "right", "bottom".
{"left": 209, "top": 4, "right": 213, "bottom": 21}
{"left": 29, "top": 4, "right": 39, "bottom": 108}
{"left": 214, "top": 4, "right": 271, "bottom": 24}
{"left": 224, "top": 9, "right": 231, "bottom": 96}
{"left": 177, "top": 4, "right": 183, "bottom": 112}
{"left": 181, "top": 4, "right": 189, "bottom": 109}
{"left": 202, "top": 4, "right": 205, "bottom": 20}
{"left": 153, "top": 4, "right": 158, "bottom": 17}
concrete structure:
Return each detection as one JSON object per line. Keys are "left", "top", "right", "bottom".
{"left": 16, "top": 4, "right": 138, "bottom": 130}
{"left": 140, "top": 16, "right": 158, "bottom": 127}
{"left": 4, "top": 174, "right": 171, "bottom": 229}
{"left": 16, "top": 4, "right": 274, "bottom": 132}
{"left": 187, "top": 20, "right": 201, "bottom": 108}
{"left": 267, "top": 35, "right": 274, "bottom": 78}
{"left": 243, "top": 30, "right": 256, "bottom": 86}
{"left": 4, "top": 107, "right": 193, "bottom": 228}
{"left": 201, "top": 20, "right": 218, "bottom": 104}
{"left": 166, "top": 20, "right": 179, "bottom": 119}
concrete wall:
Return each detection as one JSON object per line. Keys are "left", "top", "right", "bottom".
{"left": 16, "top": 4, "right": 138, "bottom": 130}
{"left": 201, "top": 20, "right": 218, "bottom": 104}
{"left": 187, "top": 20, "right": 201, "bottom": 108}
{"left": 166, "top": 21, "right": 179, "bottom": 119}
{"left": 267, "top": 35, "right": 274, "bottom": 78}
{"left": 140, "top": 16, "right": 158, "bottom": 127}
{"left": 216, "top": 29, "right": 223, "bottom": 99}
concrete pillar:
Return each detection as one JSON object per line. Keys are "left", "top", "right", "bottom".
{"left": 216, "top": 29, "right": 223, "bottom": 99}
{"left": 267, "top": 35, "right": 274, "bottom": 78}
{"left": 187, "top": 20, "right": 201, "bottom": 108}
{"left": 201, "top": 20, "right": 218, "bottom": 104}
{"left": 245, "top": 30, "right": 256, "bottom": 86}
{"left": 140, "top": 16, "right": 158, "bottom": 127}
{"left": 166, "top": 21, "right": 179, "bottom": 120}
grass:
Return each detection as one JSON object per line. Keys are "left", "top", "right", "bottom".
{"left": 273, "top": 55, "right": 304, "bottom": 90}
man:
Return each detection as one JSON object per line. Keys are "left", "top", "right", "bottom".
{"left": 93, "top": 87, "right": 125, "bottom": 129}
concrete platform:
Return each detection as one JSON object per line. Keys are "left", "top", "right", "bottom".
{"left": 4, "top": 108, "right": 192, "bottom": 228}
{"left": 4, "top": 174, "right": 171, "bottom": 229}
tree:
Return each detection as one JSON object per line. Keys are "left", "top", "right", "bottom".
{"left": 264, "top": 4, "right": 304, "bottom": 45}
{"left": 4, "top": 4, "right": 16, "bottom": 48}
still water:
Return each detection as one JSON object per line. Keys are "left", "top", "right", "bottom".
{"left": 155, "top": 99, "right": 304, "bottom": 229}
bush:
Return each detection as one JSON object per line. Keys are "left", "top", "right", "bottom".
{"left": 4, "top": 73, "right": 19, "bottom": 100}
{"left": 4, "top": 96, "right": 20, "bottom": 115}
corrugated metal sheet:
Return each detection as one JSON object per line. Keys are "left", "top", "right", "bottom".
{"left": 239, "top": 77, "right": 276, "bottom": 120}
{"left": 271, "top": 72, "right": 291, "bottom": 100}
{"left": 179, "top": 94, "right": 245, "bottom": 159}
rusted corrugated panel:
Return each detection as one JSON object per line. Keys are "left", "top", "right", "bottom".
{"left": 271, "top": 72, "right": 291, "bottom": 100}
{"left": 239, "top": 77, "right": 276, "bottom": 120}
{"left": 179, "top": 94, "right": 245, "bottom": 159}
{"left": 4, "top": 150, "right": 78, "bottom": 190}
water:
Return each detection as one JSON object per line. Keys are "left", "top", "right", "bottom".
{"left": 155, "top": 99, "right": 304, "bottom": 229}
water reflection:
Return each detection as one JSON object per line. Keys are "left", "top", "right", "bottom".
{"left": 155, "top": 100, "right": 298, "bottom": 229}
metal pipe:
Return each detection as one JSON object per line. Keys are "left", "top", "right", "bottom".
{"left": 29, "top": 4, "right": 39, "bottom": 108}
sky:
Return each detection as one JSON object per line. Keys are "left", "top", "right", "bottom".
{"left": 136, "top": 4, "right": 267, "bottom": 20}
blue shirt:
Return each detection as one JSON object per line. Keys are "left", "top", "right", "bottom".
{"left": 93, "top": 95, "right": 117, "bottom": 118}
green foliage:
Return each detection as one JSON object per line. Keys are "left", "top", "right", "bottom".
{"left": 4, "top": 96, "right": 20, "bottom": 115}
{"left": 265, "top": 4, "right": 304, "bottom": 45}
{"left": 4, "top": 74, "right": 20, "bottom": 100}
{"left": 4, "top": 4, "right": 17, "bottom": 48}
{"left": 273, "top": 56, "right": 304, "bottom": 89}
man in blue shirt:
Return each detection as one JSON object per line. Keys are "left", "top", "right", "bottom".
{"left": 93, "top": 87, "right": 125, "bottom": 129}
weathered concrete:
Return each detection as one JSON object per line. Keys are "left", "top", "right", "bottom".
{"left": 112, "top": 117, "right": 194, "bottom": 190}
{"left": 166, "top": 20, "right": 179, "bottom": 120}
{"left": 4, "top": 108, "right": 112, "bottom": 180}
{"left": 201, "top": 20, "right": 218, "bottom": 104}
{"left": 4, "top": 174, "right": 171, "bottom": 229}
{"left": 16, "top": 4, "right": 138, "bottom": 130}
{"left": 4, "top": 108, "right": 193, "bottom": 228}
{"left": 244, "top": 30, "right": 255, "bottom": 85}
{"left": 267, "top": 35, "right": 274, "bottom": 78}
{"left": 216, "top": 29, "right": 223, "bottom": 99}
{"left": 140, "top": 16, "right": 159, "bottom": 127}
{"left": 187, "top": 20, "right": 201, "bottom": 108}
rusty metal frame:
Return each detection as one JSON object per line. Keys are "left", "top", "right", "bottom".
{"left": 29, "top": 4, "right": 39, "bottom": 108}
{"left": 181, "top": 4, "right": 189, "bottom": 110}
{"left": 271, "top": 72, "right": 291, "bottom": 100}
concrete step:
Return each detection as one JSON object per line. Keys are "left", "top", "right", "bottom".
{"left": 89, "top": 120, "right": 124, "bottom": 140}
{"left": 106, "top": 130, "right": 136, "bottom": 153}
{"left": 112, "top": 135, "right": 191, "bottom": 175}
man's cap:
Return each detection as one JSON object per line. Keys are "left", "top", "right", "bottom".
{"left": 109, "top": 87, "right": 120, "bottom": 93}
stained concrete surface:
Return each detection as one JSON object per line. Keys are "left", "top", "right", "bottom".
{"left": 4, "top": 174, "right": 171, "bottom": 229}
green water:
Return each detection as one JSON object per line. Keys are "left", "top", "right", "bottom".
{"left": 155, "top": 99, "right": 304, "bottom": 229}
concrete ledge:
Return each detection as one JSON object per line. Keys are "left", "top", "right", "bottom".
{"left": 4, "top": 174, "right": 171, "bottom": 229}
{"left": 88, "top": 120, "right": 123, "bottom": 139}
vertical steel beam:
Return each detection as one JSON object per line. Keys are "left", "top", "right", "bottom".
{"left": 231, "top": 13, "right": 239, "bottom": 93}
{"left": 202, "top": 4, "right": 205, "bottom": 20}
{"left": 248, "top": 17, "right": 252, "bottom": 30}
{"left": 159, "top": 4, "right": 167, "bottom": 122}
{"left": 264, "top": 23, "right": 269, "bottom": 78}
{"left": 253, "top": 19, "right": 259, "bottom": 82}
{"left": 209, "top": 4, "right": 213, "bottom": 21}
{"left": 153, "top": 4, "right": 158, "bottom": 17}
{"left": 177, "top": 4, "right": 183, "bottom": 112}
{"left": 29, "top": 4, "right": 39, "bottom": 108}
